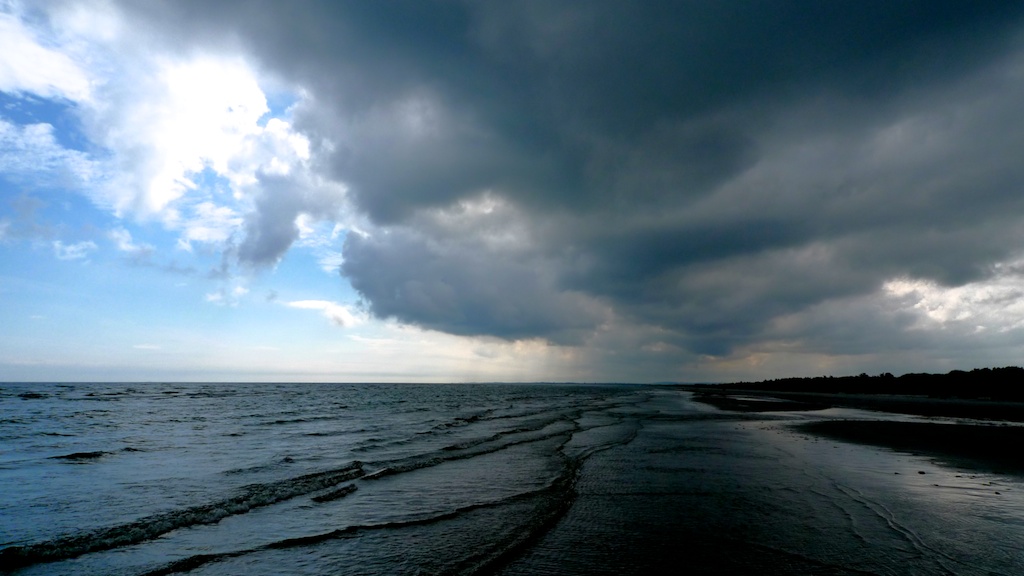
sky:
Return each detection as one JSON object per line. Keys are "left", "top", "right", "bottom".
{"left": 4, "top": 1, "right": 1024, "bottom": 383}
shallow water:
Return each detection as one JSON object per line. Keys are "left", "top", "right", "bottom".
{"left": 1, "top": 383, "right": 1021, "bottom": 575}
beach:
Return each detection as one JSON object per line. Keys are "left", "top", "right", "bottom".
{"left": 2, "top": 383, "right": 1022, "bottom": 575}
{"left": 503, "top": 391, "right": 1024, "bottom": 575}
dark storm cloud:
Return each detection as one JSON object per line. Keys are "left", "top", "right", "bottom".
{"left": 236, "top": 174, "right": 306, "bottom": 267}
{"left": 237, "top": 172, "right": 345, "bottom": 268}
{"left": 342, "top": 225, "right": 604, "bottom": 343}
{"left": 119, "top": 1, "right": 1024, "bottom": 360}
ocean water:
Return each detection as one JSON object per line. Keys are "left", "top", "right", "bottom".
{"left": 1, "top": 383, "right": 1022, "bottom": 575}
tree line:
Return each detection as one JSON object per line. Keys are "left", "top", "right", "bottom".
{"left": 717, "top": 367, "right": 1024, "bottom": 401}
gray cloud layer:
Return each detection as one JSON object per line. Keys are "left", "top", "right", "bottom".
{"left": 117, "top": 1, "right": 1024, "bottom": 372}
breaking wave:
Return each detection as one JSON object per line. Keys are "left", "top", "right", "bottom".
{"left": 0, "top": 462, "right": 365, "bottom": 570}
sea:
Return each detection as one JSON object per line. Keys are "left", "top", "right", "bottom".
{"left": 1, "top": 382, "right": 1022, "bottom": 575}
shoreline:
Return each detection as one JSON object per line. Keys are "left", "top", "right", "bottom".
{"left": 687, "top": 388, "right": 1024, "bottom": 475}
{"left": 682, "top": 386, "right": 1024, "bottom": 421}
{"left": 796, "top": 419, "right": 1024, "bottom": 475}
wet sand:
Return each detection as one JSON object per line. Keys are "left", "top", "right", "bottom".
{"left": 689, "top": 392, "right": 829, "bottom": 413}
{"left": 692, "top": 389, "right": 1024, "bottom": 476}
{"left": 500, "top": 390, "right": 1024, "bottom": 575}
{"left": 797, "top": 420, "right": 1024, "bottom": 475}
{"left": 689, "top": 387, "right": 1024, "bottom": 421}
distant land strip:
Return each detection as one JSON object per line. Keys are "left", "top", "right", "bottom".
{"left": 678, "top": 366, "right": 1024, "bottom": 421}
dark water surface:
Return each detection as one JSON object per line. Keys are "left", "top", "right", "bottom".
{"left": 1, "top": 383, "right": 1021, "bottom": 575}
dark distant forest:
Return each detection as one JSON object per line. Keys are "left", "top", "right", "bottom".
{"left": 715, "top": 367, "right": 1024, "bottom": 402}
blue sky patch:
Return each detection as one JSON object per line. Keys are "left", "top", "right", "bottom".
{"left": 0, "top": 92, "right": 93, "bottom": 153}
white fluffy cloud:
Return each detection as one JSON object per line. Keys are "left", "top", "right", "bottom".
{"left": 0, "top": 10, "right": 92, "bottom": 101}
{"left": 0, "top": 119, "right": 98, "bottom": 184}
{"left": 286, "top": 300, "right": 363, "bottom": 327}
{"left": 109, "top": 227, "right": 146, "bottom": 252}
{"left": 93, "top": 54, "right": 306, "bottom": 217}
{"left": 2, "top": 2, "right": 331, "bottom": 274}
{"left": 108, "top": 227, "right": 153, "bottom": 262}
{"left": 176, "top": 201, "right": 244, "bottom": 250}
{"left": 884, "top": 261, "right": 1024, "bottom": 333}
{"left": 205, "top": 284, "right": 249, "bottom": 306}
{"left": 52, "top": 240, "right": 97, "bottom": 260}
